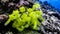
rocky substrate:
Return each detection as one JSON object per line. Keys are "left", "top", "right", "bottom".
{"left": 40, "top": 1, "right": 60, "bottom": 34}
{"left": 0, "top": 0, "right": 60, "bottom": 34}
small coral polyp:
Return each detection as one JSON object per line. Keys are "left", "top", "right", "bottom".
{"left": 5, "top": 3, "right": 44, "bottom": 32}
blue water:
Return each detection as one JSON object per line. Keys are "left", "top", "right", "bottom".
{"left": 36, "top": 0, "right": 60, "bottom": 12}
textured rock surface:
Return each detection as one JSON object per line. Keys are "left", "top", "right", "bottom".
{"left": 40, "top": 1, "right": 60, "bottom": 34}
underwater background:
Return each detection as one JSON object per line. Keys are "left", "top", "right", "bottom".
{"left": 0, "top": 0, "right": 60, "bottom": 34}
{"left": 37, "top": 0, "right": 60, "bottom": 12}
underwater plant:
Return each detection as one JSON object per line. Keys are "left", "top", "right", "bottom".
{"left": 4, "top": 3, "right": 44, "bottom": 32}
